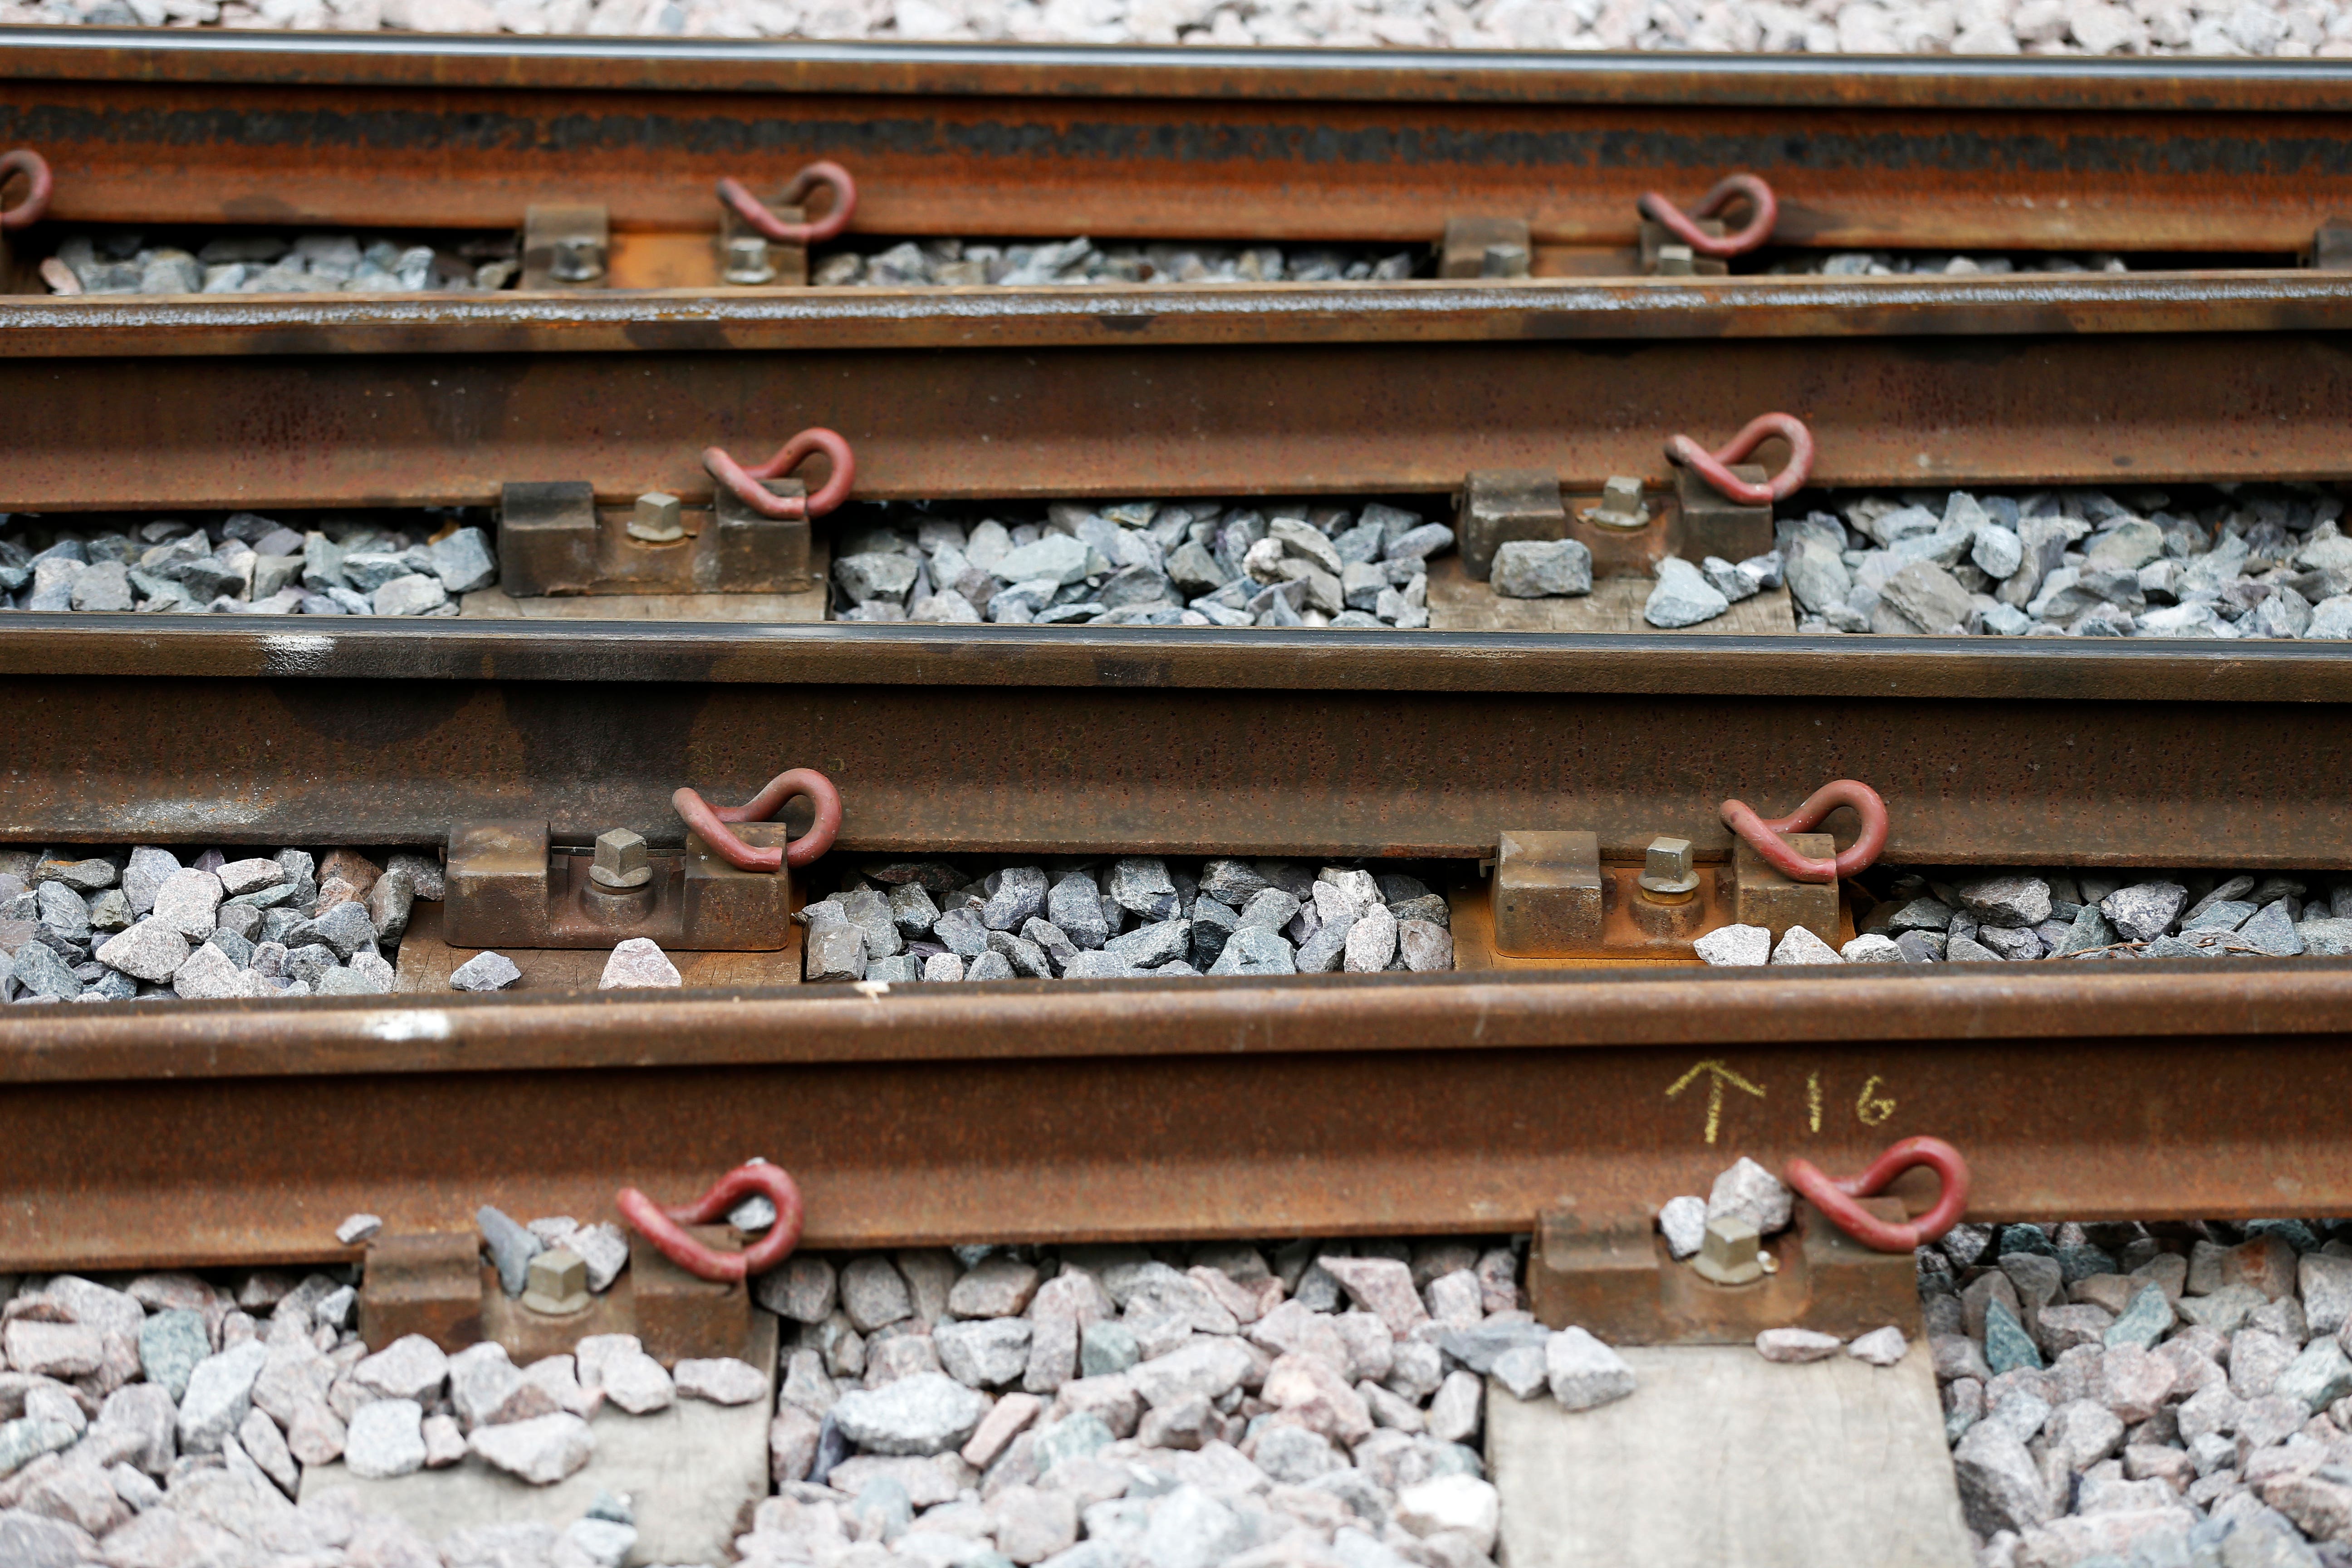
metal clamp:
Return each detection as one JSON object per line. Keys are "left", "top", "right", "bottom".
{"left": 1666, "top": 413, "right": 1814, "bottom": 505}
{"left": 1718, "top": 779, "right": 1886, "bottom": 884}
{"left": 1637, "top": 173, "right": 1777, "bottom": 259}
{"left": 1784, "top": 1136, "right": 1970, "bottom": 1252}
{"left": 703, "top": 428, "right": 856, "bottom": 521}
{"left": 1, "top": 149, "right": 53, "bottom": 231}
{"left": 617, "top": 1160, "right": 805, "bottom": 1283}
{"left": 672, "top": 767, "right": 843, "bottom": 873}
{"left": 717, "top": 160, "right": 858, "bottom": 246}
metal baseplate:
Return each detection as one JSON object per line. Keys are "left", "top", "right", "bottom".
{"left": 1490, "top": 828, "right": 1842, "bottom": 960}
{"left": 1454, "top": 465, "right": 1774, "bottom": 582}
{"left": 359, "top": 1226, "right": 760, "bottom": 1364}
{"left": 1527, "top": 1197, "right": 1920, "bottom": 1345}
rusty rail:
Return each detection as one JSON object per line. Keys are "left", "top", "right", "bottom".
{"left": 0, "top": 622, "right": 2348, "bottom": 864}
{"left": 7, "top": 298, "right": 2352, "bottom": 506}
{"left": 4, "top": 965, "right": 2352, "bottom": 1270}
{"left": 4, "top": 37, "right": 2352, "bottom": 252}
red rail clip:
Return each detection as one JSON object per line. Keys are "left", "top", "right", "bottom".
{"left": 1666, "top": 412, "right": 1815, "bottom": 506}
{"left": 704, "top": 427, "right": 856, "bottom": 521}
{"left": 1718, "top": 779, "right": 1887, "bottom": 884}
{"left": 674, "top": 767, "right": 843, "bottom": 873}
{"left": 717, "top": 160, "right": 858, "bottom": 247}
{"left": 1637, "top": 172, "right": 1777, "bottom": 259}
{"left": 1, "top": 149, "right": 53, "bottom": 232}
{"left": 617, "top": 1159, "right": 805, "bottom": 1283}
{"left": 1785, "top": 1136, "right": 1970, "bottom": 1252}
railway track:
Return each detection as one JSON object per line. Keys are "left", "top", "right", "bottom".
{"left": 3, "top": 34, "right": 2352, "bottom": 1568}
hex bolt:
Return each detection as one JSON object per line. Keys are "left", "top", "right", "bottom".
{"left": 549, "top": 234, "right": 607, "bottom": 284}
{"left": 590, "top": 827, "right": 654, "bottom": 890}
{"left": 627, "top": 492, "right": 685, "bottom": 544}
{"left": 1480, "top": 242, "right": 1530, "bottom": 279}
{"left": 1654, "top": 242, "right": 1696, "bottom": 277}
{"left": 723, "top": 235, "right": 777, "bottom": 286}
{"left": 1638, "top": 835, "right": 1701, "bottom": 903}
{"left": 520, "top": 1248, "right": 590, "bottom": 1316}
{"left": 1587, "top": 475, "right": 1651, "bottom": 531}
{"left": 1690, "top": 1213, "right": 1767, "bottom": 1287}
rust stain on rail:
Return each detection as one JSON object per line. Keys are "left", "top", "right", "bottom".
{"left": 0, "top": 966, "right": 2347, "bottom": 1268}
{"left": 2, "top": 43, "right": 2350, "bottom": 247}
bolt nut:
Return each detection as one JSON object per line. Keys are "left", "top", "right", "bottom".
{"left": 627, "top": 492, "right": 685, "bottom": 544}
{"left": 723, "top": 235, "right": 777, "bottom": 286}
{"left": 1586, "top": 475, "right": 1651, "bottom": 532}
{"left": 590, "top": 827, "right": 654, "bottom": 890}
{"left": 521, "top": 1248, "right": 590, "bottom": 1316}
{"left": 1690, "top": 1213, "right": 1766, "bottom": 1287}
{"left": 1480, "top": 242, "right": 1530, "bottom": 279}
{"left": 549, "top": 234, "right": 607, "bottom": 284}
{"left": 1638, "top": 835, "right": 1701, "bottom": 901}
{"left": 1655, "top": 242, "right": 1696, "bottom": 277}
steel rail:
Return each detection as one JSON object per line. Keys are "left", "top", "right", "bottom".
{"left": 5, "top": 35, "right": 2352, "bottom": 252}
{"left": 3, "top": 965, "right": 2351, "bottom": 1270}
{"left": 5, "top": 308, "right": 2348, "bottom": 506}
{"left": 0, "top": 624, "right": 2347, "bottom": 864}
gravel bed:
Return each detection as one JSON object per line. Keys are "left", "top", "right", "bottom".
{"left": 812, "top": 238, "right": 1423, "bottom": 288}
{"left": 1662, "top": 1156, "right": 2352, "bottom": 1568}
{"left": 827, "top": 500, "right": 1448, "bottom": 628}
{"left": 1920, "top": 1215, "right": 2352, "bottom": 1568}
{"left": 0, "top": 1223, "right": 1578, "bottom": 1568}
{"left": 1695, "top": 866, "right": 2352, "bottom": 966}
{"left": 39, "top": 233, "right": 515, "bottom": 298}
{"left": 0, "top": 845, "right": 441, "bottom": 1003}
{"left": 0, "top": 513, "right": 498, "bottom": 617}
{"left": 797, "top": 856, "right": 1457, "bottom": 981}
{"left": 0, "top": 0, "right": 2341, "bottom": 57}
{"left": 1495, "top": 484, "right": 2352, "bottom": 639}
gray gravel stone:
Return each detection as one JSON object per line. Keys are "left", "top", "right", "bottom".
{"left": 2102, "top": 882, "right": 2188, "bottom": 943}
{"left": 427, "top": 527, "right": 499, "bottom": 593}
{"left": 1643, "top": 557, "right": 1731, "bottom": 628}
{"left": 1490, "top": 539, "right": 1592, "bottom": 598}
{"left": 450, "top": 951, "right": 522, "bottom": 991}
{"left": 1048, "top": 872, "right": 1111, "bottom": 950}
{"left": 983, "top": 866, "right": 1050, "bottom": 931}
{"left": 476, "top": 1206, "right": 542, "bottom": 1298}
{"left": 138, "top": 1308, "right": 210, "bottom": 1400}
{"left": 177, "top": 1342, "right": 270, "bottom": 1455}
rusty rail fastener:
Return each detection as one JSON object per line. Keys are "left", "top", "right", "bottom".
{"left": 1718, "top": 779, "right": 1887, "bottom": 884}
{"left": 717, "top": 159, "right": 858, "bottom": 246}
{"left": 617, "top": 1159, "right": 804, "bottom": 1283}
{"left": 703, "top": 427, "right": 856, "bottom": 521}
{"left": 673, "top": 767, "right": 843, "bottom": 873}
{"left": 1, "top": 149, "right": 53, "bottom": 231}
{"left": 1637, "top": 172, "right": 1777, "bottom": 259}
{"left": 1666, "top": 412, "right": 1815, "bottom": 506}
{"left": 1785, "top": 1136, "right": 1971, "bottom": 1252}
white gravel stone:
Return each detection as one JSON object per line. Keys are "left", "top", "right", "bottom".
{"left": 1769, "top": 925, "right": 1844, "bottom": 965}
{"left": 673, "top": 1357, "right": 766, "bottom": 1405}
{"left": 1658, "top": 1195, "right": 1707, "bottom": 1259}
{"left": 598, "top": 936, "right": 681, "bottom": 988}
{"left": 1841, "top": 932, "right": 1905, "bottom": 962}
{"left": 1756, "top": 1327, "right": 1843, "bottom": 1363}
{"left": 1396, "top": 1474, "right": 1500, "bottom": 1556}
{"left": 470, "top": 1412, "right": 595, "bottom": 1484}
{"left": 335, "top": 1213, "right": 383, "bottom": 1245}
{"left": 177, "top": 1342, "right": 270, "bottom": 1455}
{"left": 96, "top": 919, "right": 190, "bottom": 982}
{"left": 831, "top": 1372, "right": 990, "bottom": 1455}
{"left": 1693, "top": 923, "right": 1771, "bottom": 966}
{"left": 1708, "top": 1156, "right": 1794, "bottom": 1236}
{"left": 345, "top": 1398, "right": 428, "bottom": 1480}
{"left": 354, "top": 1334, "right": 450, "bottom": 1401}
{"left": 1644, "top": 557, "right": 1732, "bottom": 628}
{"left": 1545, "top": 1326, "right": 1636, "bottom": 1411}
{"left": 150, "top": 868, "right": 224, "bottom": 938}
{"left": 1490, "top": 1344, "right": 1548, "bottom": 1401}
{"left": 598, "top": 1348, "right": 676, "bottom": 1414}
{"left": 1847, "top": 1325, "right": 1909, "bottom": 1367}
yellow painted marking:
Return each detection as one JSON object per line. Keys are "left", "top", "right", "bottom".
{"left": 1666, "top": 1059, "right": 1767, "bottom": 1144}
{"left": 1808, "top": 1071, "right": 1823, "bottom": 1134}
{"left": 1857, "top": 1074, "right": 1896, "bottom": 1127}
